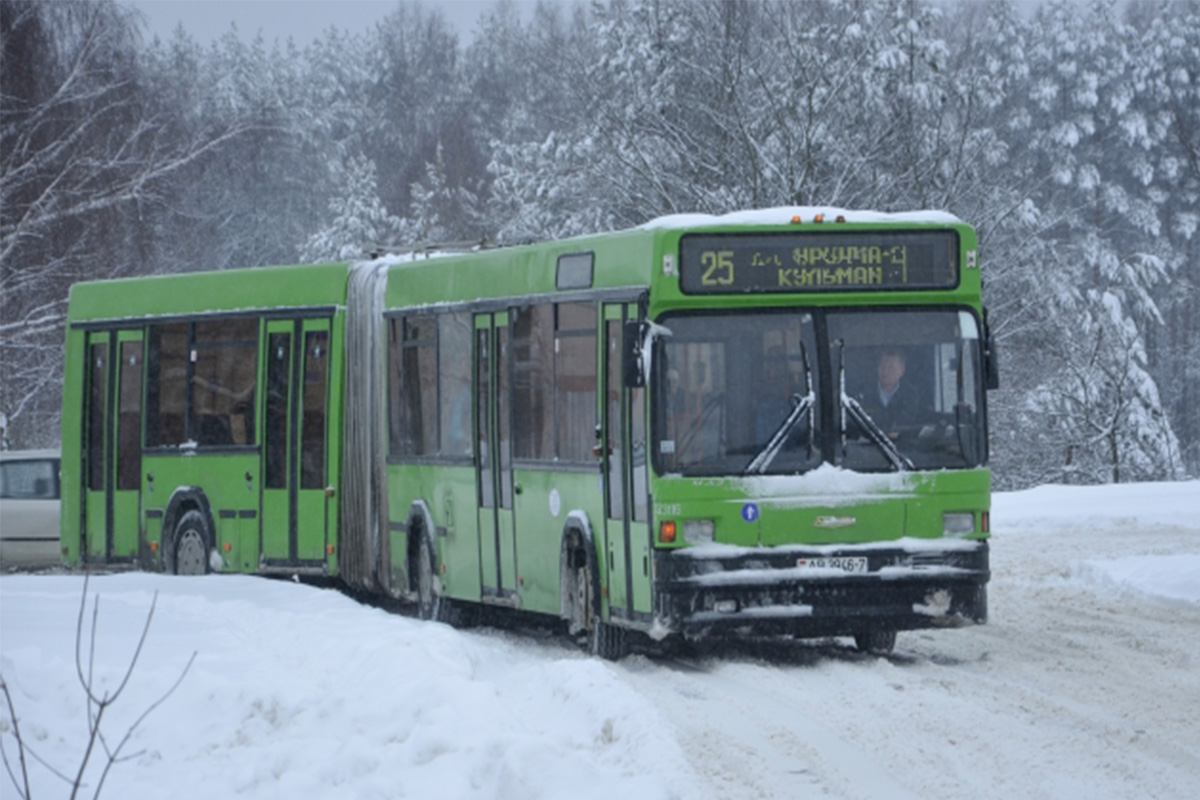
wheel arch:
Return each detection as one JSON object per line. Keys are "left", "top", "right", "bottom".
{"left": 559, "top": 510, "right": 602, "bottom": 623}
{"left": 405, "top": 499, "right": 438, "bottom": 595}
{"left": 161, "top": 487, "right": 215, "bottom": 573}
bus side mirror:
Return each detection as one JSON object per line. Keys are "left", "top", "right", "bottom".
{"left": 982, "top": 308, "right": 999, "bottom": 391}
{"left": 984, "top": 334, "right": 1000, "bottom": 390}
{"left": 623, "top": 320, "right": 646, "bottom": 388}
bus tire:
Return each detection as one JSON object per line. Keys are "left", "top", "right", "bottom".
{"left": 579, "top": 559, "right": 627, "bottom": 661}
{"left": 174, "top": 510, "right": 211, "bottom": 576}
{"left": 415, "top": 535, "right": 441, "bottom": 622}
{"left": 590, "top": 614, "right": 627, "bottom": 661}
{"left": 854, "top": 629, "right": 897, "bottom": 654}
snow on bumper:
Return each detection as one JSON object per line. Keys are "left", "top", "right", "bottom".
{"left": 652, "top": 539, "right": 989, "bottom": 638}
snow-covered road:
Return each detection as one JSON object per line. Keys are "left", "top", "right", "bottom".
{"left": 2, "top": 480, "right": 1198, "bottom": 799}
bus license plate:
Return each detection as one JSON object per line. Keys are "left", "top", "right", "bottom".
{"left": 797, "top": 556, "right": 868, "bottom": 573}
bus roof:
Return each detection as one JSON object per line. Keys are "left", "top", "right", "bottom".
{"left": 66, "top": 262, "right": 352, "bottom": 324}
{"left": 379, "top": 209, "right": 976, "bottom": 311}
{"left": 639, "top": 205, "right": 963, "bottom": 229}
{"left": 64, "top": 209, "right": 977, "bottom": 322}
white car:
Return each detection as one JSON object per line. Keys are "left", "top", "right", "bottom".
{"left": 0, "top": 449, "right": 62, "bottom": 569}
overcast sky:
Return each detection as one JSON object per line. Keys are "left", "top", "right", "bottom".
{"left": 127, "top": 0, "right": 523, "bottom": 46}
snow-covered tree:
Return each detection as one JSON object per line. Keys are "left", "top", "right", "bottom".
{"left": 0, "top": 0, "right": 248, "bottom": 446}
{"left": 301, "top": 155, "right": 402, "bottom": 261}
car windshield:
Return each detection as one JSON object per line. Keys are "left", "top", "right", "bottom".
{"left": 652, "top": 309, "right": 986, "bottom": 476}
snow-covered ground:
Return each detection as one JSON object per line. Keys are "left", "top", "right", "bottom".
{"left": 2, "top": 480, "right": 1198, "bottom": 799}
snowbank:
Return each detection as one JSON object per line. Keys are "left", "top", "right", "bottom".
{"left": 994, "top": 479, "right": 1200, "bottom": 605}
{"left": 1070, "top": 554, "right": 1200, "bottom": 605}
{"left": 993, "top": 479, "right": 1199, "bottom": 532}
{"left": 0, "top": 574, "right": 696, "bottom": 800}
{"left": 3, "top": 480, "right": 1199, "bottom": 799}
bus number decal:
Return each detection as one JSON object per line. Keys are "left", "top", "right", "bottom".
{"left": 700, "top": 250, "right": 734, "bottom": 286}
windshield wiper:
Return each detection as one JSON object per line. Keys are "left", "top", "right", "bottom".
{"left": 746, "top": 343, "right": 814, "bottom": 475}
{"left": 836, "top": 340, "right": 913, "bottom": 471}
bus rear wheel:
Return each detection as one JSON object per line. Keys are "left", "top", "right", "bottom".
{"left": 174, "top": 510, "right": 210, "bottom": 576}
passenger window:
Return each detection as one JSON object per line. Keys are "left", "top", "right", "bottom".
{"left": 300, "top": 330, "right": 328, "bottom": 488}
{"left": 512, "top": 304, "right": 554, "bottom": 460}
{"left": 391, "top": 316, "right": 438, "bottom": 456}
{"left": 146, "top": 323, "right": 188, "bottom": 447}
{"left": 438, "top": 313, "right": 473, "bottom": 457}
{"left": 555, "top": 302, "right": 596, "bottom": 462}
{"left": 192, "top": 319, "right": 258, "bottom": 447}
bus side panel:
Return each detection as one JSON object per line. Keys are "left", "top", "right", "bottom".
{"left": 513, "top": 467, "right": 604, "bottom": 616}
{"left": 142, "top": 452, "right": 260, "bottom": 572}
{"left": 60, "top": 326, "right": 86, "bottom": 565}
{"left": 389, "top": 463, "right": 482, "bottom": 603}
{"left": 324, "top": 312, "right": 346, "bottom": 572}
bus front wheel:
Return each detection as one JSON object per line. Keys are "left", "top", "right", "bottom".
{"left": 174, "top": 510, "right": 211, "bottom": 576}
{"left": 577, "top": 560, "right": 627, "bottom": 661}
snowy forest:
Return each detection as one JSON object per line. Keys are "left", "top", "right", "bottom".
{"left": 1, "top": 0, "right": 1196, "bottom": 488}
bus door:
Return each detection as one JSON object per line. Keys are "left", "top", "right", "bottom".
{"left": 474, "top": 312, "right": 518, "bottom": 604}
{"left": 601, "top": 304, "right": 651, "bottom": 620}
{"left": 262, "top": 318, "right": 332, "bottom": 566}
{"left": 82, "top": 329, "right": 144, "bottom": 562}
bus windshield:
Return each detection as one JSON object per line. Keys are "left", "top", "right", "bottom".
{"left": 653, "top": 308, "right": 986, "bottom": 476}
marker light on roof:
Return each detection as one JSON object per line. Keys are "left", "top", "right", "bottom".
{"left": 836, "top": 215, "right": 846, "bottom": 223}
{"left": 790, "top": 216, "right": 803, "bottom": 225}
{"left": 814, "top": 214, "right": 825, "bottom": 223}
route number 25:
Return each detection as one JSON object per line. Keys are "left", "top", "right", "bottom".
{"left": 700, "top": 250, "right": 735, "bottom": 286}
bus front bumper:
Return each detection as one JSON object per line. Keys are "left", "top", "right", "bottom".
{"left": 652, "top": 539, "right": 989, "bottom": 639}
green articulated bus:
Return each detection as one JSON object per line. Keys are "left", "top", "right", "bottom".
{"left": 61, "top": 207, "right": 997, "bottom": 658}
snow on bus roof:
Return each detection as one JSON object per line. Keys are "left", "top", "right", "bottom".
{"left": 639, "top": 206, "right": 963, "bottom": 229}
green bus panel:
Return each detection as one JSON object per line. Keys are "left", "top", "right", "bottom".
{"left": 142, "top": 453, "right": 260, "bottom": 571}
{"left": 388, "top": 463, "right": 481, "bottom": 602}
{"left": 510, "top": 467, "right": 605, "bottom": 616}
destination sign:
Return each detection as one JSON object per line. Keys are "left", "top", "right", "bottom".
{"left": 678, "top": 231, "right": 959, "bottom": 294}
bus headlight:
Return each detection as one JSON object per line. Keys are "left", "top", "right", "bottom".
{"left": 683, "top": 519, "right": 715, "bottom": 545}
{"left": 943, "top": 512, "right": 975, "bottom": 537}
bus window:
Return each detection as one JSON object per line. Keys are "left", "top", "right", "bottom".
{"left": 392, "top": 316, "right": 437, "bottom": 456}
{"left": 116, "top": 340, "right": 142, "bottom": 490}
{"left": 512, "top": 304, "right": 554, "bottom": 461}
{"left": 438, "top": 312, "right": 473, "bottom": 458}
{"left": 146, "top": 323, "right": 188, "bottom": 447}
{"left": 300, "top": 330, "right": 327, "bottom": 488}
{"left": 655, "top": 311, "right": 819, "bottom": 476}
{"left": 555, "top": 302, "right": 595, "bottom": 462}
{"left": 265, "top": 332, "right": 290, "bottom": 489}
{"left": 192, "top": 319, "right": 257, "bottom": 446}
{"left": 87, "top": 341, "right": 107, "bottom": 491}
{"left": 831, "top": 309, "right": 985, "bottom": 471}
